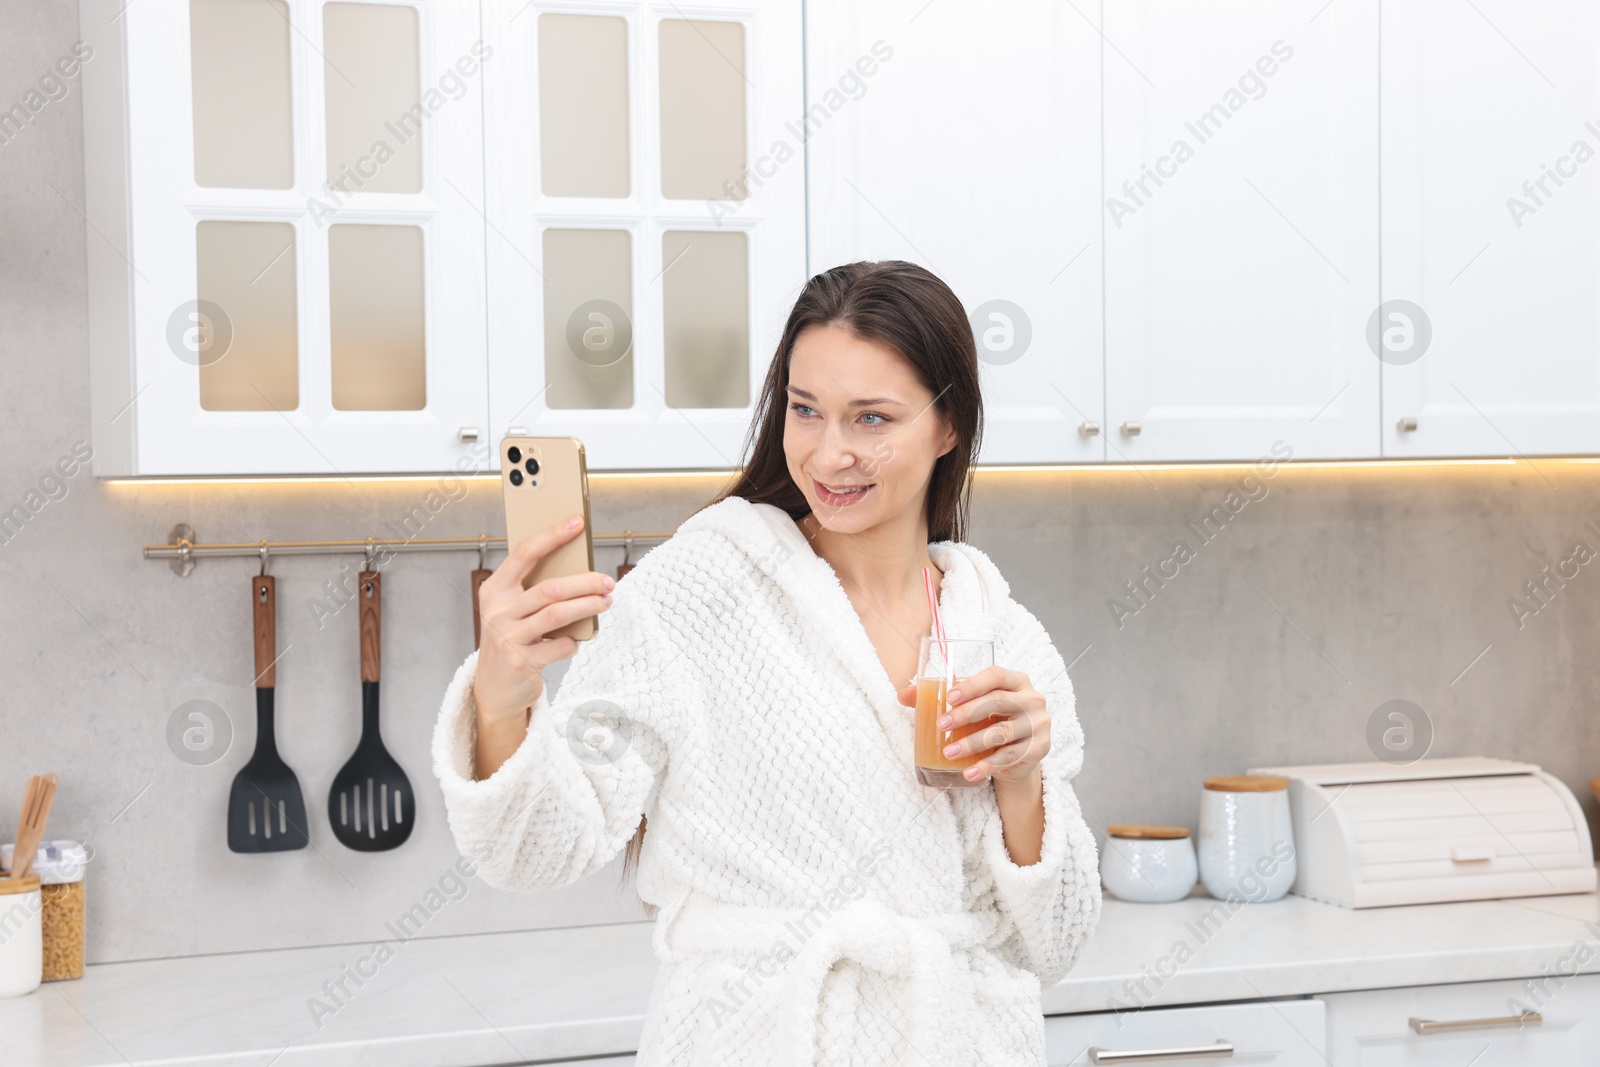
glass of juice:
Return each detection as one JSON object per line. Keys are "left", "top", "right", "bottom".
{"left": 913, "top": 636, "right": 995, "bottom": 787}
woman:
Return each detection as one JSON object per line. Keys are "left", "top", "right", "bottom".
{"left": 433, "top": 260, "right": 1101, "bottom": 1066}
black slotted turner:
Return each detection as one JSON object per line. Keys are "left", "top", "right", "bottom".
{"left": 328, "top": 571, "right": 415, "bottom": 850}
{"left": 228, "top": 575, "right": 309, "bottom": 852}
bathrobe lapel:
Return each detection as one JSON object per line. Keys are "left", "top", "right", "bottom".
{"left": 681, "top": 497, "right": 1004, "bottom": 779}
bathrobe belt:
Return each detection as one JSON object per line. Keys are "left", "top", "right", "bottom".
{"left": 664, "top": 893, "right": 993, "bottom": 1065}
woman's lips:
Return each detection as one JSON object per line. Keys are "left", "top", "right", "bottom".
{"left": 813, "top": 478, "right": 875, "bottom": 507}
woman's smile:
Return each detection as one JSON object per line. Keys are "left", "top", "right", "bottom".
{"left": 812, "top": 478, "right": 876, "bottom": 507}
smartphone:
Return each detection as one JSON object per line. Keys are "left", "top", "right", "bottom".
{"left": 500, "top": 435, "right": 598, "bottom": 642}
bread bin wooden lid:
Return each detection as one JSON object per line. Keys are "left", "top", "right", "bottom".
{"left": 1204, "top": 774, "right": 1288, "bottom": 792}
{"left": 1107, "top": 824, "right": 1190, "bottom": 839}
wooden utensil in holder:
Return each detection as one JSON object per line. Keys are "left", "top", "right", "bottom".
{"left": 10, "top": 774, "right": 56, "bottom": 880}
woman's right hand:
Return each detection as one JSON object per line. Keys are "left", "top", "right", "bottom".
{"left": 472, "top": 514, "right": 616, "bottom": 729}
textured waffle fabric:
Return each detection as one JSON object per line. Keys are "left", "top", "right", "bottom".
{"left": 433, "top": 495, "right": 1101, "bottom": 1066}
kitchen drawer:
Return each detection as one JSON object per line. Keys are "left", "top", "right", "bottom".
{"left": 1321, "top": 974, "right": 1600, "bottom": 1066}
{"left": 1046, "top": 999, "right": 1326, "bottom": 1065}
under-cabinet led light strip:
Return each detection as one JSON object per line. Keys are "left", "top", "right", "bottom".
{"left": 109, "top": 454, "right": 1589, "bottom": 488}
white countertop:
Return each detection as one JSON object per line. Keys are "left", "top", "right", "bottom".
{"left": 9, "top": 887, "right": 1600, "bottom": 1066}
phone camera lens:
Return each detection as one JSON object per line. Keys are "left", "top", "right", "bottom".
{"left": 507, "top": 446, "right": 522, "bottom": 464}
{"left": 509, "top": 468, "right": 523, "bottom": 487}
{"left": 525, "top": 457, "right": 540, "bottom": 476}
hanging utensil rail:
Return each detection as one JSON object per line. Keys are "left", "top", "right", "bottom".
{"left": 143, "top": 527, "right": 673, "bottom": 576}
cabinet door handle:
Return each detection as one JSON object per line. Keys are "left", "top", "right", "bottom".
{"left": 1409, "top": 1011, "right": 1541, "bottom": 1035}
{"left": 1079, "top": 420, "right": 1101, "bottom": 437}
{"left": 1089, "top": 1039, "right": 1233, "bottom": 1063}
{"left": 1396, "top": 416, "right": 1418, "bottom": 432}
{"left": 1449, "top": 843, "right": 1494, "bottom": 862}
{"left": 457, "top": 426, "right": 480, "bottom": 443}
{"left": 1120, "top": 420, "right": 1141, "bottom": 436}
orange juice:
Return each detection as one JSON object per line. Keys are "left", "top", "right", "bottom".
{"left": 913, "top": 676, "right": 995, "bottom": 787}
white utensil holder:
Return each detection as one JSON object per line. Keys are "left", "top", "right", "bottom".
{"left": 0, "top": 873, "right": 43, "bottom": 998}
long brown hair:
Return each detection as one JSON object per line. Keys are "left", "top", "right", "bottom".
{"left": 620, "top": 259, "right": 985, "bottom": 912}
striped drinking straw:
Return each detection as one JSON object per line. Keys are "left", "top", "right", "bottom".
{"left": 922, "top": 566, "right": 952, "bottom": 697}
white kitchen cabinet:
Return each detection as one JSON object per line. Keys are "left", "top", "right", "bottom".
{"left": 481, "top": 0, "right": 807, "bottom": 471}
{"left": 1102, "top": 0, "right": 1381, "bottom": 462}
{"left": 1046, "top": 999, "right": 1327, "bottom": 1065}
{"left": 805, "top": 0, "right": 1105, "bottom": 464}
{"left": 1380, "top": 0, "right": 1600, "bottom": 458}
{"left": 81, "top": 0, "right": 490, "bottom": 476}
{"left": 80, "top": 0, "right": 1600, "bottom": 477}
{"left": 1321, "top": 974, "right": 1600, "bottom": 1066}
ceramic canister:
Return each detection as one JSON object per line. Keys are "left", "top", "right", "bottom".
{"left": 0, "top": 873, "right": 42, "bottom": 999}
{"left": 1197, "top": 775, "right": 1297, "bottom": 902}
{"left": 1099, "top": 824, "right": 1198, "bottom": 903}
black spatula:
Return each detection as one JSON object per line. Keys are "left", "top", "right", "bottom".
{"left": 228, "top": 576, "right": 309, "bottom": 852}
{"left": 328, "top": 571, "right": 415, "bottom": 851}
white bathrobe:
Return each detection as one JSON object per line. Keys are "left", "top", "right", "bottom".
{"left": 432, "top": 495, "right": 1101, "bottom": 1066}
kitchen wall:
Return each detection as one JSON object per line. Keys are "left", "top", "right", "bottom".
{"left": 6, "top": 4, "right": 1600, "bottom": 965}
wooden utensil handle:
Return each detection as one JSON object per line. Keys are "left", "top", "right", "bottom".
{"left": 10, "top": 776, "right": 37, "bottom": 877}
{"left": 12, "top": 774, "right": 54, "bottom": 881}
{"left": 359, "top": 571, "right": 381, "bottom": 682}
{"left": 470, "top": 568, "right": 491, "bottom": 649}
{"left": 253, "top": 575, "right": 276, "bottom": 686}
{"left": 23, "top": 776, "right": 55, "bottom": 870}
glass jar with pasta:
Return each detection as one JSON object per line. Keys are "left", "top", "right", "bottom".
{"left": 2, "top": 840, "right": 87, "bottom": 981}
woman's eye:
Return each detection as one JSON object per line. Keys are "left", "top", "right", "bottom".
{"left": 789, "top": 402, "right": 815, "bottom": 418}
{"left": 861, "top": 412, "right": 888, "bottom": 426}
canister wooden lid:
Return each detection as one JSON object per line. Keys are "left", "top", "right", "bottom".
{"left": 0, "top": 873, "right": 41, "bottom": 895}
{"left": 1204, "top": 774, "right": 1288, "bottom": 792}
{"left": 1107, "top": 824, "right": 1190, "bottom": 839}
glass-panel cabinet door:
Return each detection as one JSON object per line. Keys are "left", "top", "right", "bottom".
{"left": 97, "top": 0, "right": 488, "bottom": 475}
{"left": 483, "top": 0, "right": 806, "bottom": 471}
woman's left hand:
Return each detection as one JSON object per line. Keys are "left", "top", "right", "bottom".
{"left": 896, "top": 666, "right": 1051, "bottom": 786}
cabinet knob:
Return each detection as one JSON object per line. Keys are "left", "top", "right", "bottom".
{"left": 506, "top": 426, "right": 528, "bottom": 438}
{"left": 1396, "top": 417, "right": 1418, "bottom": 433}
{"left": 1079, "top": 420, "right": 1101, "bottom": 437}
{"left": 1120, "top": 420, "right": 1141, "bottom": 436}
{"left": 457, "top": 427, "right": 480, "bottom": 443}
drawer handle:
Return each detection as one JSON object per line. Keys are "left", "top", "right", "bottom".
{"left": 1450, "top": 843, "right": 1494, "bottom": 862}
{"left": 1409, "top": 1011, "right": 1541, "bottom": 1035}
{"left": 1089, "top": 1039, "right": 1233, "bottom": 1063}
{"left": 1120, "top": 420, "right": 1142, "bottom": 436}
